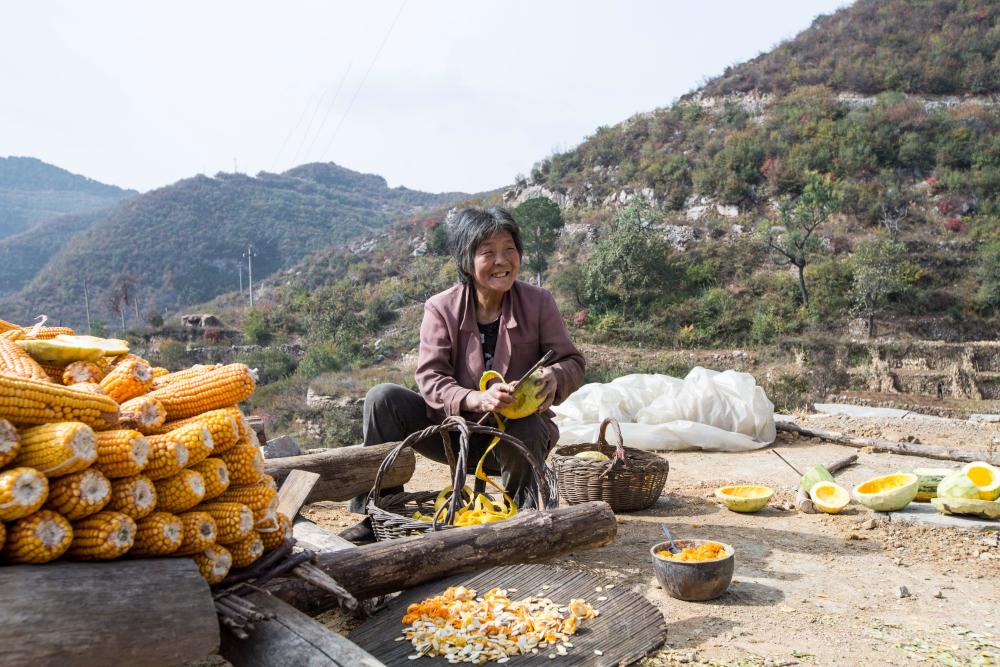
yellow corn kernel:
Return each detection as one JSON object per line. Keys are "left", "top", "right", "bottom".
{"left": 196, "top": 502, "right": 255, "bottom": 544}
{"left": 62, "top": 361, "right": 107, "bottom": 385}
{"left": 143, "top": 434, "right": 190, "bottom": 481}
{"left": 99, "top": 357, "right": 154, "bottom": 404}
{"left": 261, "top": 474, "right": 277, "bottom": 491}
{"left": 107, "top": 474, "right": 157, "bottom": 520}
{"left": 67, "top": 382, "right": 105, "bottom": 395}
{"left": 154, "top": 470, "right": 206, "bottom": 513}
{"left": 260, "top": 512, "right": 292, "bottom": 552}
{"left": 190, "top": 457, "right": 230, "bottom": 501}
{"left": 193, "top": 544, "right": 232, "bottom": 585}
{"left": 1, "top": 509, "right": 73, "bottom": 563}
{"left": 0, "top": 338, "right": 51, "bottom": 382}
{"left": 0, "top": 418, "right": 19, "bottom": 468}
{"left": 0, "top": 467, "right": 49, "bottom": 521}
{"left": 44, "top": 468, "right": 111, "bottom": 520}
{"left": 155, "top": 408, "right": 239, "bottom": 454}
{"left": 147, "top": 363, "right": 256, "bottom": 420}
{"left": 118, "top": 396, "right": 166, "bottom": 434}
{"left": 129, "top": 512, "right": 183, "bottom": 556}
{"left": 151, "top": 366, "right": 170, "bottom": 379}
{"left": 27, "top": 326, "right": 77, "bottom": 340}
{"left": 0, "top": 374, "right": 119, "bottom": 429}
{"left": 93, "top": 429, "right": 149, "bottom": 478}
{"left": 67, "top": 511, "right": 136, "bottom": 560}
{"left": 174, "top": 511, "right": 217, "bottom": 555}
{"left": 0, "top": 318, "right": 20, "bottom": 334}
{"left": 150, "top": 364, "right": 219, "bottom": 390}
{"left": 216, "top": 481, "right": 277, "bottom": 527}
{"left": 156, "top": 423, "right": 213, "bottom": 467}
{"left": 227, "top": 533, "right": 264, "bottom": 568}
{"left": 14, "top": 422, "right": 97, "bottom": 477}
{"left": 218, "top": 443, "right": 263, "bottom": 486}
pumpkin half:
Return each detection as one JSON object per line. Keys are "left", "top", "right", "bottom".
{"left": 714, "top": 485, "right": 773, "bottom": 513}
{"left": 808, "top": 481, "right": 850, "bottom": 514}
{"left": 851, "top": 473, "right": 918, "bottom": 512}
{"left": 961, "top": 461, "right": 1000, "bottom": 501}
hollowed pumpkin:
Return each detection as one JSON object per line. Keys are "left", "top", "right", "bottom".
{"left": 851, "top": 473, "right": 918, "bottom": 512}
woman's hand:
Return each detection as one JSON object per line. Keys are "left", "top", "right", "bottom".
{"left": 534, "top": 367, "right": 558, "bottom": 413}
{"left": 462, "top": 382, "right": 516, "bottom": 413}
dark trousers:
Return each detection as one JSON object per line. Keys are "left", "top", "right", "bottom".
{"left": 349, "top": 383, "right": 551, "bottom": 513}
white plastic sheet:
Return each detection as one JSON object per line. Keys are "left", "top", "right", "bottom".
{"left": 551, "top": 367, "right": 776, "bottom": 451}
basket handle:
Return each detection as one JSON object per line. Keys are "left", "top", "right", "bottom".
{"left": 597, "top": 417, "right": 626, "bottom": 457}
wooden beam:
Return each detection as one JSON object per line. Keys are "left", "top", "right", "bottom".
{"left": 266, "top": 501, "right": 617, "bottom": 615}
{"left": 275, "top": 469, "right": 320, "bottom": 520}
{"left": 293, "top": 517, "right": 357, "bottom": 553}
{"left": 264, "top": 442, "right": 416, "bottom": 504}
{"left": 0, "top": 560, "right": 218, "bottom": 667}
{"left": 220, "top": 590, "right": 385, "bottom": 667}
{"left": 777, "top": 421, "right": 1000, "bottom": 465}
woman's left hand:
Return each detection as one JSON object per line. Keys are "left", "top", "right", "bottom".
{"left": 534, "top": 367, "right": 558, "bottom": 413}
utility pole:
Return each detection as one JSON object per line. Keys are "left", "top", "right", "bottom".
{"left": 238, "top": 260, "right": 244, "bottom": 296}
{"left": 83, "top": 278, "right": 92, "bottom": 333}
{"left": 242, "top": 245, "right": 256, "bottom": 307}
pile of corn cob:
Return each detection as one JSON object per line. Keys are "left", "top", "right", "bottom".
{"left": 0, "top": 317, "right": 293, "bottom": 585}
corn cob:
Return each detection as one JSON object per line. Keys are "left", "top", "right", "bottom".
{"left": 99, "top": 357, "right": 154, "bottom": 404}
{"left": 196, "top": 502, "right": 254, "bottom": 544}
{"left": 129, "top": 512, "right": 182, "bottom": 556}
{"left": 261, "top": 474, "right": 277, "bottom": 491}
{"left": 0, "top": 318, "right": 20, "bottom": 333}
{"left": 44, "top": 468, "right": 111, "bottom": 520}
{"left": 0, "top": 330, "right": 23, "bottom": 341}
{"left": 0, "top": 338, "right": 51, "bottom": 382}
{"left": 150, "top": 364, "right": 220, "bottom": 390}
{"left": 28, "top": 326, "right": 77, "bottom": 340}
{"left": 154, "top": 470, "right": 206, "bottom": 513}
{"left": 190, "top": 457, "right": 230, "bottom": 500}
{"left": 147, "top": 363, "right": 256, "bottom": 420}
{"left": 154, "top": 408, "right": 239, "bottom": 454}
{"left": 107, "top": 474, "right": 157, "bottom": 519}
{"left": 151, "top": 366, "right": 170, "bottom": 379}
{"left": 68, "top": 382, "right": 106, "bottom": 395}
{"left": 0, "top": 418, "right": 19, "bottom": 467}
{"left": 67, "top": 511, "right": 136, "bottom": 560}
{"left": 118, "top": 396, "right": 166, "bottom": 433}
{"left": 38, "top": 363, "right": 67, "bottom": 382}
{"left": 0, "top": 374, "right": 119, "bottom": 429}
{"left": 1, "top": 510, "right": 73, "bottom": 563}
{"left": 155, "top": 423, "right": 214, "bottom": 467}
{"left": 193, "top": 544, "right": 232, "bottom": 585}
{"left": 93, "top": 429, "right": 150, "bottom": 478}
{"left": 62, "top": 361, "right": 106, "bottom": 385}
{"left": 218, "top": 443, "right": 264, "bottom": 485}
{"left": 0, "top": 522, "right": 5, "bottom": 550}
{"left": 175, "top": 511, "right": 217, "bottom": 555}
{"left": 0, "top": 467, "right": 49, "bottom": 521}
{"left": 227, "top": 533, "right": 264, "bottom": 568}
{"left": 14, "top": 422, "right": 97, "bottom": 477}
{"left": 216, "top": 481, "right": 277, "bottom": 526}
{"left": 143, "top": 434, "right": 189, "bottom": 480}
{"left": 260, "top": 512, "right": 292, "bottom": 552}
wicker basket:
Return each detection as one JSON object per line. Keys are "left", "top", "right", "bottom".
{"left": 366, "top": 416, "right": 554, "bottom": 541}
{"left": 550, "top": 418, "right": 668, "bottom": 512}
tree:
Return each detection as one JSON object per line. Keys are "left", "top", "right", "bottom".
{"left": 976, "top": 242, "right": 1000, "bottom": 311}
{"left": 761, "top": 171, "right": 840, "bottom": 307}
{"left": 850, "top": 237, "right": 909, "bottom": 337}
{"left": 512, "top": 197, "right": 564, "bottom": 286}
{"left": 103, "top": 273, "right": 138, "bottom": 334}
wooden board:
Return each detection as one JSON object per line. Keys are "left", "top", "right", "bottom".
{"left": 0, "top": 559, "right": 218, "bottom": 667}
{"left": 349, "top": 564, "right": 666, "bottom": 666}
{"left": 292, "top": 517, "right": 357, "bottom": 553}
{"left": 276, "top": 469, "right": 320, "bottom": 519}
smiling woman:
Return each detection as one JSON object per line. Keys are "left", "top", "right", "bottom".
{"left": 348, "top": 207, "right": 585, "bottom": 517}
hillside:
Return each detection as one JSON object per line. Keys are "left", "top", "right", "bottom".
{"left": 0, "top": 163, "right": 468, "bottom": 327}
{"left": 0, "top": 156, "right": 134, "bottom": 239}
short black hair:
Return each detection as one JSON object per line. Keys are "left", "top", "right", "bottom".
{"left": 447, "top": 207, "right": 523, "bottom": 285}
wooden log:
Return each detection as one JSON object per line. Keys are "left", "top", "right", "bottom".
{"left": 265, "top": 442, "right": 416, "bottom": 504}
{"left": 777, "top": 421, "right": 1000, "bottom": 465}
{"left": 220, "top": 590, "right": 385, "bottom": 667}
{"left": 793, "top": 454, "right": 858, "bottom": 513}
{"left": 266, "top": 501, "right": 617, "bottom": 615}
{"left": 293, "top": 516, "right": 357, "bottom": 553}
{"left": 275, "top": 469, "right": 320, "bottom": 519}
{"left": 0, "top": 560, "right": 218, "bottom": 667}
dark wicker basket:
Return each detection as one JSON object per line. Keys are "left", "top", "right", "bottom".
{"left": 365, "top": 415, "right": 555, "bottom": 541}
{"left": 550, "top": 418, "right": 668, "bottom": 512}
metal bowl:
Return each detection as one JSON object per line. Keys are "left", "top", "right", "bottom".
{"left": 650, "top": 539, "right": 735, "bottom": 601}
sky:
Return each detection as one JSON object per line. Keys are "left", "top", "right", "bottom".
{"left": 0, "top": 1, "right": 853, "bottom": 195}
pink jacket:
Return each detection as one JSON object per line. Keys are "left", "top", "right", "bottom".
{"left": 415, "top": 280, "right": 586, "bottom": 444}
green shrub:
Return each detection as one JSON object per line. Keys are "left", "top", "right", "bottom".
{"left": 297, "top": 342, "right": 345, "bottom": 379}
{"left": 237, "top": 348, "right": 297, "bottom": 385}
{"left": 767, "top": 373, "right": 811, "bottom": 413}
{"left": 157, "top": 340, "right": 190, "bottom": 370}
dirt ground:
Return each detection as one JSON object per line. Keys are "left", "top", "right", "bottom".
{"left": 299, "top": 419, "right": 1000, "bottom": 667}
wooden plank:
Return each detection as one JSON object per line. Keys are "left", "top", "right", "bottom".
{"left": 276, "top": 469, "right": 321, "bottom": 519}
{"left": 265, "top": 442, "right": 416, "bottom": 504}
{"left": 221, "top": 589, "right": 385, "bottom": 667}
{"left": 0, "top": 559, "right": 218, "bottom": 667}
{"left": 293, "top": 517, "right": 357, "bottom": 553}
{"left": 777, "top": 420, "right": 1000, "bottom": 465}
{"left": 266, "top": 501, "right": 617, "bottom": 614}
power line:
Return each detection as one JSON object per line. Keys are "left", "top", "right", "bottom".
{"left": 301, "top": 61, "right": 354, "bottom": 164}
{"left": 320, "top": 0, "right": 407, "bottom": 160}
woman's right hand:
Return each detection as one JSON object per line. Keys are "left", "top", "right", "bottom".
{"left": 463, "top": 383, "right": 516, "bottom": 413}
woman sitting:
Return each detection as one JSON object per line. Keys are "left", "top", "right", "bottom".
{"left": 351, "top": 206, "right": 585, "bottom": 513}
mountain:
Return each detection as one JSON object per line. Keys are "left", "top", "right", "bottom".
{"left": 0, "top": 163, "right": 468, "bottom": 327}
{"left": 0, "top": 156, "right": 135, "bottom": 239}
